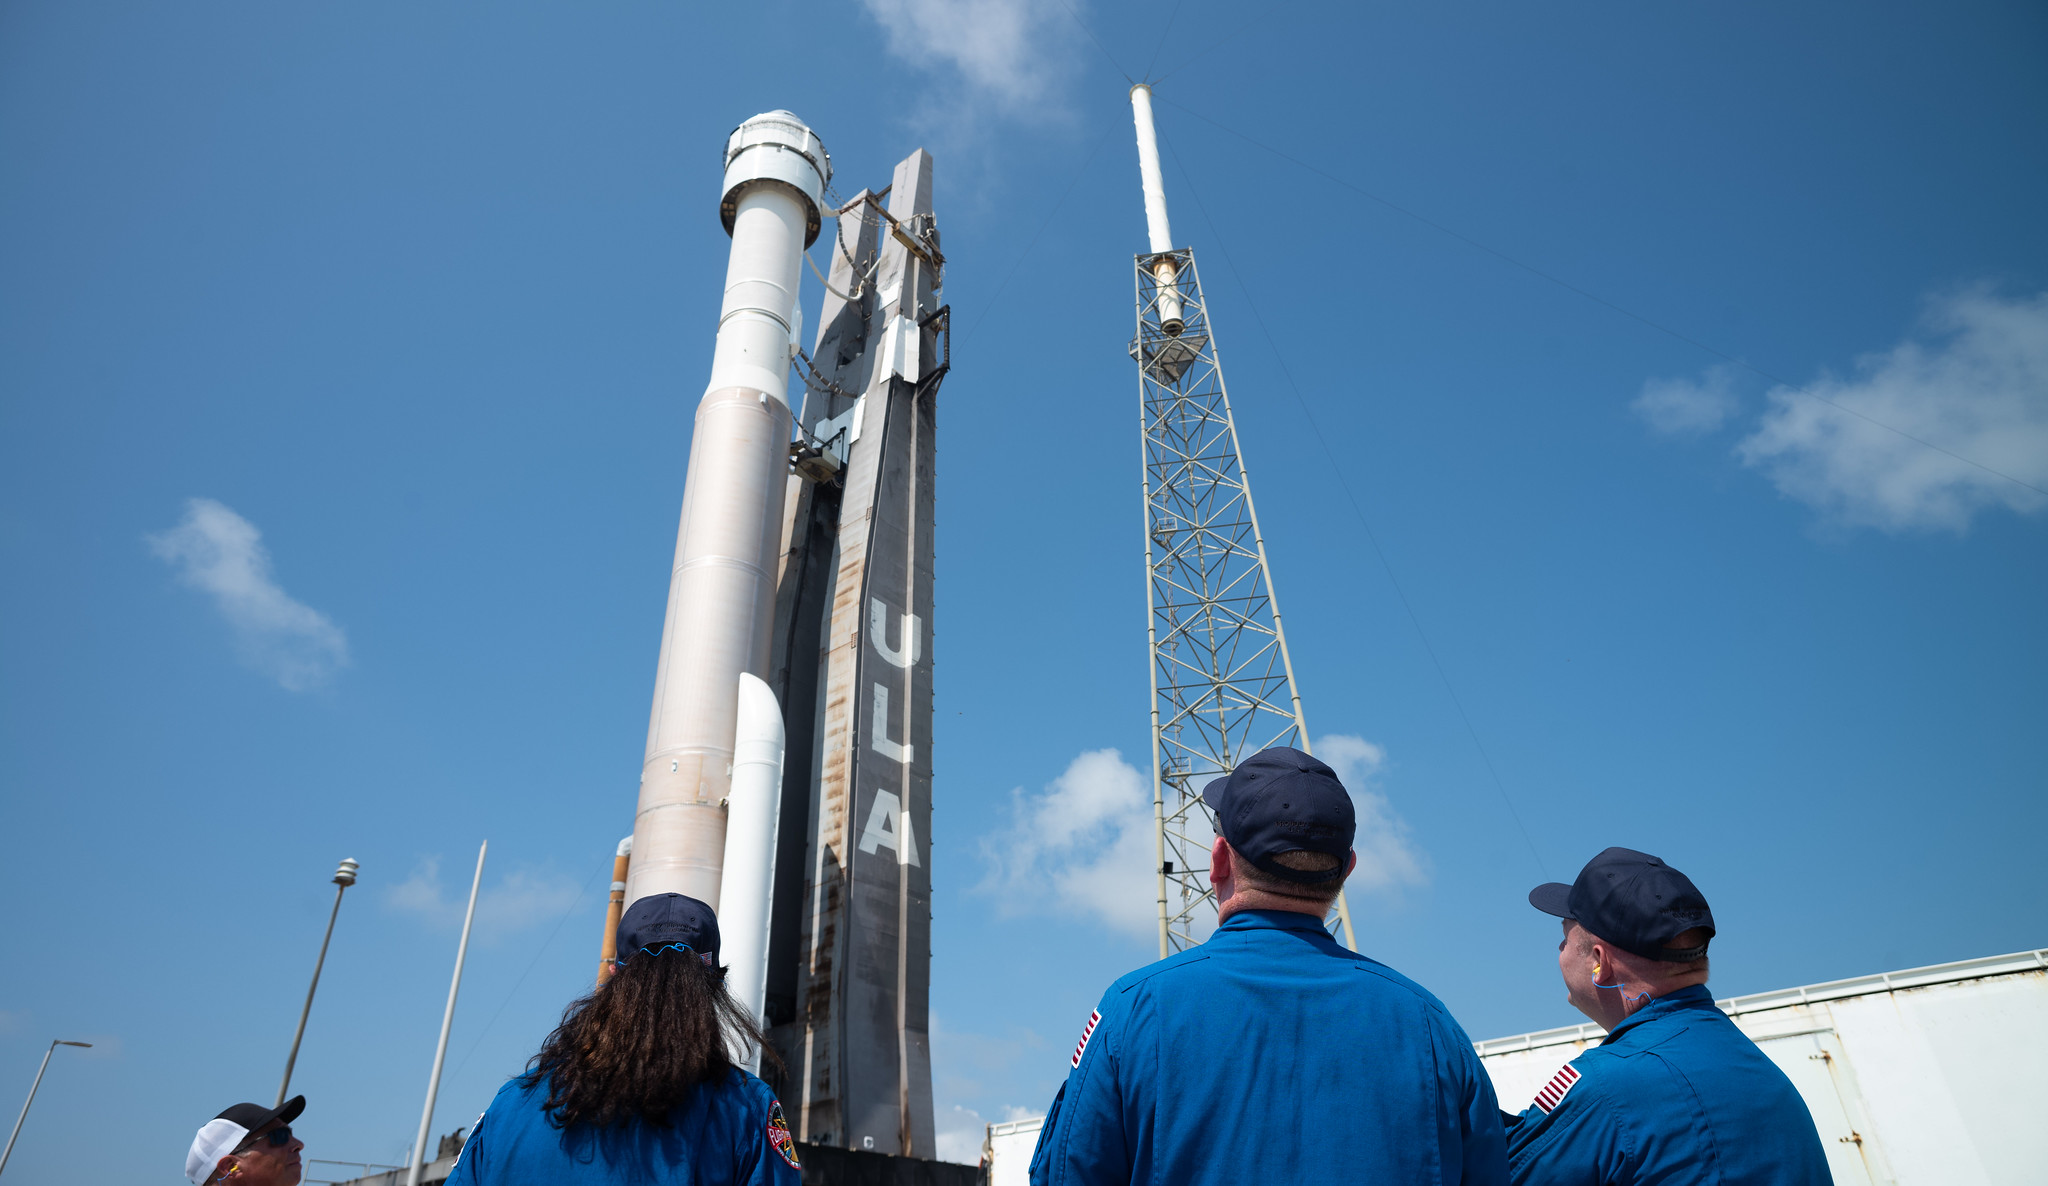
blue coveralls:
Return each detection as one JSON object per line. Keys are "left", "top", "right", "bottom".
{"left": 1505, "top": 985, "right": 1831, "bottom": 1185}
{"left": 444, "top": 1068, "right": 803, "bottom": 1186}
{"left": 1029, "top": 910, "right": 1509, "bottom": 1186}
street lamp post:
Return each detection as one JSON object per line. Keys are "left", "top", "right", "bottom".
{"left": 278, "top": 858, "right": 360, "bottom": 1107}
{"left": 0, "top": 1039, "right": 92, "bottom": 1178}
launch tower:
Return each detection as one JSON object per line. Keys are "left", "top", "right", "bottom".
{"left": 1126, "top": 85, "right": 1356, "bottom": 957}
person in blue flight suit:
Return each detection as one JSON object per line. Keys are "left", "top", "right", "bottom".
{"left": 445, "top": 893, "right": 803, "bottom": 1186}
{"left": 1029, "top": 746, "right": 1509, "bottom": 1186}
{"left": 1507, "top": 847, "right": 1832, "bottom": 1185}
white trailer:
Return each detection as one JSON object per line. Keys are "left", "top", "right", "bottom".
{"left": 982, "top": 949, "right": 2046, "bottom": 1185}
{"left": 1476, "top": 948, "right": 2048, "bottom": 1185}
{"left": 981, "top": 1117, "right": 1045, "bottom": 1186}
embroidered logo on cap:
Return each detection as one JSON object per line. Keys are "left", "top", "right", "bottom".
{"left": 1533, "top": 1064, "right": 1581, "bottom": 1113}
{"left": 1071, "top": 1010, "right": 1101, "bottom": 1068}
{"left": 767, "top": 1100, "right": 800, "bottom": 1168}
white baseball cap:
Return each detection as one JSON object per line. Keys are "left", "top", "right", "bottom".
{"left": 184, "top": 1096, "right": 303, "bottom": 1185}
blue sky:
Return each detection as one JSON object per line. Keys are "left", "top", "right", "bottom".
{"left": 3, "top": 0, "right": 2045, "bottom": 1178}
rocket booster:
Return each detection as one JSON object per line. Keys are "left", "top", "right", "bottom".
{"left": 628, "top": 111, "right": 830, "bottom": 909}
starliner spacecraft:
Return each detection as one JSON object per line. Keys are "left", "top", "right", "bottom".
{"left": 604, "top": 110, "right": 946, "bottom": 1159}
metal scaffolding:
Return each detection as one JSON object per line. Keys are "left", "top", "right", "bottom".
{"left": 1132, "top": 248, "right": 1355, "bottom": 957}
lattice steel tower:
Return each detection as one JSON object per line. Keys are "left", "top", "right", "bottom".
{"left": 1127, "top": 85, "right": 1356, "bottom": 957}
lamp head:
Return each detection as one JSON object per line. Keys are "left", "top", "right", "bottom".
{"left": 333, "top": 858, "right": 359, "bottom": 887}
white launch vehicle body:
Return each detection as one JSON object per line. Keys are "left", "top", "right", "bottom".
{"left": 718, "top": 671, "right": 786, "bottom": 1069}
{"left": 630, "top": 111, "right": 829, "bottom": 910}
{"left": 1128, "top": 85, "right": 1184, "bottom": 335}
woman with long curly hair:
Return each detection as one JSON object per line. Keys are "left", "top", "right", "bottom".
{"left": 445, "top": 893, "right": 802, "bottom": 1185}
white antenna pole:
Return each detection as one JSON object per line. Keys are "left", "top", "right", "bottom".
{"left": 1129, "top": 84, "right": 1185, "bottom": 335}
{"left": 406, "top": 841, "right": 485, "bottom": 1186}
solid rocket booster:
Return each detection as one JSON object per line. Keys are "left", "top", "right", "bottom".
{"left": 628, "top": 111, "right": 830, "bottom": 909}
{"left": 718, "top": 671, "right": 785, "bottom": 1065}
{"left": 1129, "top": 85, "right": 1184, "bottom": 336}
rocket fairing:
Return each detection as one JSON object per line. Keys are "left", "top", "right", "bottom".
{"left": 628, "top": 111, "right": 831, "bottom": 909}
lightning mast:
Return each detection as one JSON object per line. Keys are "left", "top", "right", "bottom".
{"left": 1127, "top": 85, "right": 1356, "bottom": 957}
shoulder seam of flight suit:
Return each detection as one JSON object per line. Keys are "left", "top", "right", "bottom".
{"left": 1349, "top": 960, "right": 1458, "bottom": 1017}
{"left": 1606, "top": 1022, "right": 1691, "bottom": 1059}
{"left": 1641, "top": 1049, "right": 1725, "bottom": 1179}
{"left": 1115, "top": 952, "right": 1211, "bottom": 992}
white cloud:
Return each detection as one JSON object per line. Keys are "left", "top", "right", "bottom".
{"left": 858, "top": 0, "right": 1076, "bottom": 115}
{"left": 929, "top": 1012, "right": 1049, "bottom": 1164}
{"left": 387, "top": 857, "right": 584, "bottom": 940}
{"left": 147, "top": 498, "right": 349, "bottom": 690}
{"left": 1313, "top": 734, "right": 1429, "bottom": 895}
{"left": 1633, "top": 363, "right": 1742, "bottom": 435}
{"left": 1733, "top": 289, "right": 2048, "bottom": 532}
{"left": 978, "top": 740, "right": 1427, "bottom": 939}
{"left": 978, "top": 749, "right": 1159, "bottom": 939}
{"left": 935, "top": 1104, "right": 988, "bottom": 1165}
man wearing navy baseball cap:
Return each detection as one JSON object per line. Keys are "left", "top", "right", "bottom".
{"left": 1504, "top": 847, "right": 1830, "bottom": 1185}
{"left": 1029, "top": 746, "right": 1508, "bottom": 1186}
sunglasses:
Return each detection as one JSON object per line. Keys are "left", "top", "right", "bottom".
{"left": 238, "top": 1125, "right": 293, "bottom": 1152}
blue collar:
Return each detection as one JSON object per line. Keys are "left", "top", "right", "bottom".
{"left": 1216, "top": 909, "right": 1334, "bottom": 935}
{"left": 1603, "top": 983, "right": 1717, "bottom": 1044}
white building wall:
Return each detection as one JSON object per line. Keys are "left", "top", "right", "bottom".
{"left": 984, "top": 1118, "right": 1044, "bottom": 1186}
{"left": 1475, "top": 950, "right": 2048, "bottom": 1186}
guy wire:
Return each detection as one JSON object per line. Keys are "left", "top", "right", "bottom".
{"left": 1161, "top": 126, "right": 1551, "bottom": 879}
{"left": 446, "top": 860, "right": 604, "bottom": 1083}
{"left": 1157, "top": 96, "right": 2046, "bottom": 500}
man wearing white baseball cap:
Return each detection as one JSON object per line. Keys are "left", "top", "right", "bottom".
{"left": 184, "top": 1095, "right": 305, "bottom": 1186}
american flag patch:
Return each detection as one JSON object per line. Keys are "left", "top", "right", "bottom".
{"left": 1534, "top": 1064, "right": 1581, "bottom": 1113}
{"left": 1071, "top": 1010, "right": 1101, "bottom": 1068}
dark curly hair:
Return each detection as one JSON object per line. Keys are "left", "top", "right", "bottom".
{"left": 523, "top": 952, "right": 778, "bottom": 1129}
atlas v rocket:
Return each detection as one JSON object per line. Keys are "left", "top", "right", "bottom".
{"left": 621, "top": 109, "right": 946, "bottom": 1158}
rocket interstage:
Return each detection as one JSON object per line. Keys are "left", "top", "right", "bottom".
{"left": 629, "top": 111, "right": 831, "bottom": 909}
{"left": 1129, "top": 85, "right": 1184, "bottom": 336}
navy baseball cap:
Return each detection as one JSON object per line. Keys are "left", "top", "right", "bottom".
{"left": 1200, "top": 746, "right": 1355, "bottom": 884}
{"left": 617, "top": 892, "right": 720, "bottom": 964}
{"left": 1530, "top": 847, "right": 1715, "bottom": 963}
